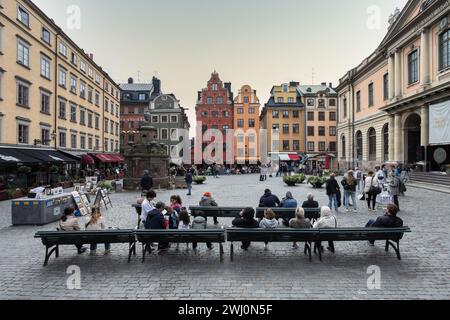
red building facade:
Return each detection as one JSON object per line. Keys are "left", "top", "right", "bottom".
{"left": 195, "top": 72, "right": 234, "bottom": 161}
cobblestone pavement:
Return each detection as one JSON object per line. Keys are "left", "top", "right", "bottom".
{"left": 0, "top": 174, "right": 449, "bottom": 300}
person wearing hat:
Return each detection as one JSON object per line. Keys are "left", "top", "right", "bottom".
{"left": 199, "top": 192, "right": 219, "bottom": 225}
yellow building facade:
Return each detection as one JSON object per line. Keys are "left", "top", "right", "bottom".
{"left": 0, "top": 0, "right": 120, "bottom": 154}
{"left": 233, "top": 85, "right": 260, "bottom": 163}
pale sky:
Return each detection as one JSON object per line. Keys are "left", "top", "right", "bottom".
{"left": 33, "top": 0, "right": 407, "bottom": 136}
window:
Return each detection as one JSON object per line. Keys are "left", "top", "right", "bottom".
{"left": 17, "top": 82, "right": 29, "bottom": 107}
{"left": 18, "top": 124, "right": 29, "bottom": 144}
{"left": 171, "top": 115, "right": 178, "bottom": 123}
{"left": 356, "top": 91, "right": 361, "bottom": 112}
{"left": 111, "top": 141, "right": 114, "bottom": 152}
{"left": 282, "top": 140, "right": 290, "bottom": 151}
{"left": 95, "top": 91, "right": 100, "bottom": 106}
{"left": 80, "top": 135, "right": 86, "bottom": 149}
{"left": 368, "top": 128, "right": 377, "bottom": 161}
{"left": 95, "top": 138, "right": 100, "bottom": 150}
{"left": 42, "top": 28, "right": 51, "bottom": 44}
{"left": 104, "top": 98, "right": 109, "bottom": 112}
{"left": 104, "top": 139, "right": 109, "bottom": 152}
{"left": 307, "top": 126, "right": 315, "bottom": 136}
{"left": 87, "top": 113, "right": 93, "bottom": 128}
{"left": 0, "top": 71, "right": 3, "bottom": 99}
{"left": 283, "top": 111, "right": 290, "bottom": 118}
{"left": 217, "top": 97, "right": 223, "bottom": 104}
{"left": 59, "top": 42, "right": 67, "bottom": 57}
{"left": 408, "top": 50, "right": 419, "bottom": 84}
{"left": 307, "top": 112, "right": 314, "bottom": 121}
{"left": 307, "top": 99, "right": 315, "bottom": 107}
{"left": 341, "top": 136, "right": 346, "bottom": 159}
{"left": 319, "top": 112, "right": 325, "bottom": 121}
{"left": 318, "top": 99, "right": 325, "bottom": 108}
{"left": 293, "top": 140, "right": 300, "bottom": 151}
{"left": 70, "top": 76, "right": 77, "bottom": 94}
{"left": 40, "top": 92, "right": 50, "bottom": 114}
{"left": 88, "top": 67, "right": 93, "bottom": 78}
{"left": 329, "top": 112, "right": 336, "bottom": 121}
{"left": 329, "top": 142, "right": 336, "bottom": 152}
{"left": 88, "top": 137, "right": 93, "bottom": 150}
{"left": 59, "top": 100, "right": 66, "bottom": 119}
{"left": 95, "top": 74, "right": 101, "bottom": 84}
{"left": 237, "top": 119, "right": 244, "bottom": 128}
{"left": 439, "top": 29, "right": 450, "bottom": 70}
{"left": 0, "top": 26, "right": 3, "bottom": 53}
{"left": 288, "top": 97, "right": 294, "bottom": 103}
{"left": 308, "top": 142, "right": 315, "bottom": 152}
{"left": 272, "top": 124, "right": 279, "bottom": 132}
{"left": 244, "top": 96, "right": 249, "bottom": 103}
{"left": 95, "top": 115, "right": 99, "bottom": 129}
{"left": 17, "top": 6, "right": 30, "bottom": 27}
{"left": 212, "top": 84, "right": 218, "bottom": 91}
{"left": 71, "top": 134, "right": 77, "bottom": 149}
{"left": 248, "top": 108, "right": 255, "bottom": 114}
{"left": 71, "top": 52, "right": 78, "bottom": 66}
{"left": 383, "top": 124, "right": 389, "bottom": 162}
{"left": 80, "top": 60, "right": 86, "bottom": 72}
{"left": 80, "top": 109, "right": 86, "bottom": 126}
{"left": 116, "top": 123, "right": 119, "bottom": 136}
{"left": 277, "top": 97, "right": 284, "bottom": 103}
{"left": 59, "top": 131, "right": 66, "bottom": 148}
{"left": 383, "top": 73, "right": 389, "bottom": 101}
{"left": 356, "top": 131, "right": 363, "bottom": 160}
{"left": 70, "top": 105, "right": 77, "bottom": 122}
{"left": 319, "top": 142, "right": 326, "bottom": 152}
{"left": 152, "top": 116, "right": 158, "bottom": 123}
{"left": 272, "top": 110, "right": 279, "bottom": 118}
{"left": 139, "top": 93, "right": 146, "bottom": 101}
{"left": 329, "top": 99, "right": 336, "bottom": 107}
{"left": 110, "top": 121, "right": 114, "bottom": 134}
{"left": 57, "top": 68, "right": 66, "bottom": 88}
{"left": 343, "top": 98, "right": 348, "bottom": 118}
{"left": 368, "top": 83, "right": 374, "bottom": 107}
{"left": 329, "top": 126, "right": 337, "bottom": 136}
{"left": 293, "top": 110, "right": 299, "bottom": 118}
{"left": 88, "top": 86, "right": 93, "bottom": 103}
{"left": 206, "top": 97, "right": 213, "bottom": 104}
{"left": 248, "top": 119, "right": 255, "bottom": 128}
{"left": 282, "top": 84, "right": 288, "bottom": 92}
{"left": 104, "top": 119, "right": 109, "bottom": 133}
{"left": 318, "top": 126, "right": 325, "bottom": 137}
{"left": 80, "top": 81, "right": 86, "bottom": 99}
{"left": 293, "top": 124, "right": 300, "bottom": 134}
{"left": 17, "top": 39, "right": 30, "bottom": 67}
{"left": 41, "top": 128, "right": 50, "bottom": 146}
{"left": 161, "top": 116, "right": 168, "bottom": 123}
{"left": 237, "top": 108, "right": 244, "bottom": 114}
{"left": 283, "top": 124, "right": 290, "bottom": 134}
{"left": 161, "top": 129, "right": 168, "bottom": 140}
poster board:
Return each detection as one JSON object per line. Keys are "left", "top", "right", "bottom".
{"left": 94, "top": 188, "right": 112, "bottom": 209}
{"left": 430, "top": 100, "right": 450, "bottom": 145}
{"left": 71, "top": 191, "right": 91, "bottom": 216}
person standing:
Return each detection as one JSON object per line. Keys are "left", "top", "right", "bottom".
{"left": 185, "top": 169, "right": 193, "bottom": 196}
{"left": 355, "top": 167, "right": 363, "bottom": 191}
{"left": 325, "top": 173, "right": 340, "bottom": 212}
{"left": 341, "top": 171, "right": 357, "bottom": 213}
{"left": 364, "top": 171, "right": 380, "bottom": 212}
{"left": 388, "top": 172, "right": 400, "bottom": 211}
{"left": 140, "top": 170, "right": 153, "bottom": 193}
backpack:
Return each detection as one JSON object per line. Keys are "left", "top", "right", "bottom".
{"left": 192, "top": 216, "right": 207, "bottom": 229}
{"left": 399, "top": 181, "right": 407, "bottom": 193}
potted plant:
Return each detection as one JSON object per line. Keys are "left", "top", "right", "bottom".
{"left": 193, "top": 176, "right": 206, "bottom": 185}
{"left": 97, "top": 181, "right": 112, "bottom": 191}
{"left": 308, "top": 176, "right": 327, "bottom": 189}
{"left": 283, "top": 176, "right": 298, "bottom": 187}
{"left": 292, "top": 173, "right": 306, "bottom": 184}
{"left": 18, "top": 166, "right": 32, "bottom": 175}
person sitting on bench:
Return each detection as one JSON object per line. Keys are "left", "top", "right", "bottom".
{"left": 86, "top": 207, "right": 111, "bottom": 255}
{"left": 199, "top": 192, "right": 219, "bottom": 225}
{"left": 259, "top": 209, "right": 279, "bottom": 250}
{"left": 140, "top": 191, "right": 157, "bottom": 227}
{"left": 144, "top": 202, "right": 169, "bottom": 251}
{"left": 313, "top": 206, "right": 337, "bottom": 253}
{"left": 289, "top": 208, "right": 313, "bottom": 249}
{"left": 259, "top": 189, "right": 281, "bottom": 208}
{"left": 58, "top": 207, "right": 86, "bottom": 254}
{"left": 365, "top": 203, "right": 403, "bottom": 246}
{"left": 302, "top": 193, "right": 319, "bottom": 209}
{"left": 232, "top": 207, "right": 259, "bottom": 251}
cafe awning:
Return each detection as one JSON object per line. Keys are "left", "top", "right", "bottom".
{"left": 0, "top": 148, "right": 41, "bottom": 165}
{"left": 109, "top": 154, "right": 125, "bottom": 163}
{"left": 91, "top": 153, "right": 124, "bottom": 163}
{"left": 25, "top": 149, "right": 77, "bottom": 164}
{"left": 0, "top": 148, "right": 76, "bottom": 165}
{"left": 82, "top": 154, "right": 95, "bottom": 165}
{"left": 288, "top": 154, "right": 301, "bottom": 161}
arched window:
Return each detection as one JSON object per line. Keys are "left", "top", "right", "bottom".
{"left": 368, "top": 128, "right": 377, "bottom": 161}
{"left": 355, "top": 131, "right": 363, "bottom": 161}
{"left": 383, "top": 124, "right": 389, "bottom": 161}
{"left": 341, "top": 135, "right": 346, "bottom": 160}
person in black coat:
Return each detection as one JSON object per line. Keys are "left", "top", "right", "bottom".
{"left": 232, "top": 208, "right": 260, "bottom": 250}
{"left": 185, "top": 170, "right": 193, "bottom": 196}
{"left": 144, "top": 202, "right": 168, "bottom": 250}
{"left": 302, "top": 193, "right": 320, "bottom": 208}
{"left": 325, "top": 173, "right": 340, "bottom": 212}
{"left": 259, "top": 189, "right": 281, "bottom": 208}
{"left": 140, "top": 170, "right": 153, "bottom": 192}
{"left": 365, "top": 203, "right": 403, "bottom": 245}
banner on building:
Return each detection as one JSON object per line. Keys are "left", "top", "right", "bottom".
{"left": 429, "top": 100, "right": 450, "bottom": 145}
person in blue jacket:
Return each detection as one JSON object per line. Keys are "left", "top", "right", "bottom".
{"left": 280, "top": 192, "right": 298, "bottom": 226}
{"left": 144, "top": 202, "right": 169, "bottom": 251}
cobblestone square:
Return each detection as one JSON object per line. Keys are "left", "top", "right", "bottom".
{"left": 0, "top": 174, "right": 449, "bottom": 300}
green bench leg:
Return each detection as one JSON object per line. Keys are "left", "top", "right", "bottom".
{"left": 142, "top": 243, "right": 151, "bottom": 263}
{"left": 386, "top": 241, "right": 402, "bottom": 260}
{"left": 219, "top": 243, "right": 224, "bottom": 263}
{"left": 304, "top": 242, "right": 312, "bottom": 262}
{"left": 128, "top": 241, "right": 136, "bottom": 263}
{"left": 230, "top": 243, "right": 234, "bottom": 262}
{"left": 44, "top": 245, "right": 58, "bottom": 267}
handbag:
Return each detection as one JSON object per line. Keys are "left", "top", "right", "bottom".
{"left": 358, "top": 192, "right": 365, "bottom": 201}
{"left": 369, "top": 177, "right": 382, "bottom": 195}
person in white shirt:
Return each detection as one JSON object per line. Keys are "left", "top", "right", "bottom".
{"left": 86, "top": 207, "right": 110, "bottom": 255}
{"left": 364, "top": 171, "right": 380, "bottom": 211}
{"left": 140, "top": 190, "right": 157, "bottom": 226}
{"left": 177, "top": 208, "right": 191, "bottom": 249}
{"left": 354, "top": 167, "right": 363, "bottom": 191}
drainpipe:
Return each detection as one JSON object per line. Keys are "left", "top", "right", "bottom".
{"left": 54, "top": 32, "right": 60, "bottom": 150}
{"left": 351, "top": 80, "right": 355, "bottom": 171}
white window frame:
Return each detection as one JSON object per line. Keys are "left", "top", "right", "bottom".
{"left": 0, "top": 25, "right": 4, "bottom": 53}
{"left": 17, "top": 6, "right": 30, "bottom": 27}
{"left": 40, "top": 91, "right": 51, "bottom": 114}
{"left": 88, "top": 67, "right": 93, "bottom": 78}
{"left": 71, "top": 52, "right": 78, "bottom": 66}
{"left": 40, "top": 127, "right": 51, "bottom": 146}
{"left": 70, "top": 76, "right": 77, "bottom": 93}
{"left": 80, "top": 135, "right": 86, "bottom": 150}
{"left": 59, "top": 67, "right": 67, "bottom": 87}
{"left": 40, "top": 55, "right": 51, "bottom": 79}
{"left": 59, "top": 131, "right": 67, "bottom": 148}
{"left": 0, "top": 71, "right": 3, "bottom": 100}
{"left": 80, "top": 81, "right": 86, "bottom": 98}
{"left": 71, "top": 133, "right": 77, "bottom": 149}
{"left": 16, "top": 80, "right": 30, "bottom": 107}
{"left": 17, "top": 122, "right": 30, "bottom": 145}
{"left": 17, "top": 39, "right": 30, "bottom": 67}
{"left": 59, "top": 42, "right": 67, "bottom": 57}
{"left": 42, "top": 27, "right": 51, "bottom": 44}
{"left": 80, "top": 60, "right": 86, "bottom": 72}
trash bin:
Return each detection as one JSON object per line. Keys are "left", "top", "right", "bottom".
{"left": 115, "top": 180, "right": 123, "bottom": 192}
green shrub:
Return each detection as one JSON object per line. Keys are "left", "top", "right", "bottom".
{"left": 193, "top": 176, "right": 206, "bottom": 184}
{"left": 97, "top": 181, "right": 112, "bottom": 191}
{"left": 292, "top": 173, "right": 306, "bottom": 184}
{"left": 18, "top": 166, "right": 31, "bottom": 174}
{"left": 308, "top": 176, "right": 327, "bottom": 188}
{"left": 283, "top": 176, "right": 298, "bottom": 186}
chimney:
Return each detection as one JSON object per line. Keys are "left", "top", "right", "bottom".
{"left": 321, "top": 82, "right": 326, "bottom": 86}
{"left": 329, "top": 82, "right": 333, "bottom": 88}
{"left": 152, "top": 76, "right": 161, "bottom": 95}
{"left": 290, "top": 81, "right": 299, "bottom": 87}
{"left": 128, "top": 77, "right": 134, "bottom": 84}
{"left": 197, "top": 91, "right": 202, "bottom": 102}
{"left": 88, "top": 53, "right": 94, "bottom": 60}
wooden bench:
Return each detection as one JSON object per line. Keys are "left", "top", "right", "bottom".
{"left": 315, "top": 227, "right": 411, "bottom": 261}
{"left": 255, "top": 208, "right": 321, "bottom": 224}
{"left": 189, "top": 206, "right": 248, "bottom": 219}
{"left": 226, "top": 228, "right": 318, "bottom": 262}
{"left": 135, "top": 229, "right": 226, "bottom": 262}
{"left": 34, "top": 230, "right": 137, "bottom": 266}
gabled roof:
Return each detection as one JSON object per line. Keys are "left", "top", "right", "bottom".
{"left": 297, "top": 85, "right": 337, "bottom": 95}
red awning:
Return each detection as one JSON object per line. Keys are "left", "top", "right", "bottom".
{"left": 91, "top": 153, "right": 116, "bottom": 163}
{"left": 82, "top": 154, "right": 95, "bottom": 165}
{"left": 288, "top": 154, "right": 301, "bottom": 161}
{"left": 109, "top": 154, "right": 125, "bottom": 163}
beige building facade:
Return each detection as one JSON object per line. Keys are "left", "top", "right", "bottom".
{"left": 0, "top": 0, "right": 120, "bottom": 154}
{"left": 337, "top": 0, "right": 450, "bottom": 172}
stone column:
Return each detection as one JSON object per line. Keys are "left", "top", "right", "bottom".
{"left": 394, "top": 49, "right": 402, "bottom": 98}
{"left": 389, "top": 114, "right": 395, "bottom": 162}
{"left": 388, "top": 54, "right": 395, "bottom": 100}
{"left": 394, "top": 113, "right": 403, "bottom": 163}
{"left": 420, "top": 28, "right": 430, "bottom": 86}
{"left": 421, "top": 105, "right": 429, "bottom": 151}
